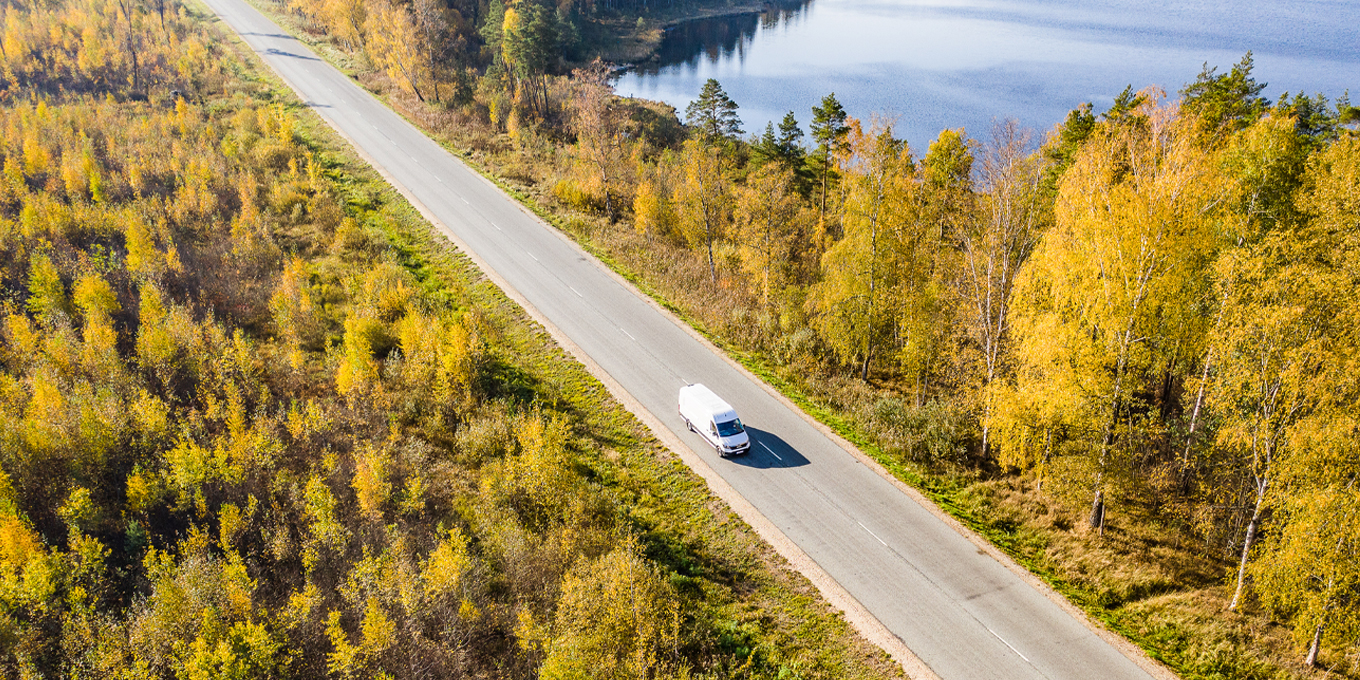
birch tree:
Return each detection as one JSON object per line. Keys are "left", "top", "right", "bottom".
{"left": 1249, "top": 131, "right": 1360, "bottom": 665}
{"left": 365, "top": 0, "right": 432, "bottom": 102}
{"left": 809, "top": 119, "right": 915, "bottom": 381}
{"left": 1008, "top": 94, "right": 1222, "bottom": 530}
{"left": 1252, "top": 429, "right": 1360, "bottom": 667}
{"left": 570, "top": 59, "right": 628, "bottom": 220}
{"left": 953, "top": 121, "right": 1049, "bottom": 459}
{"left": 733, "top": 163, "right": 806, "bottom": 311}
{"left": 1183, "top": 113, "right": 1309, "bottom": 541}
{"left": 1212, "top": 233, "right": 1329, "bottom": 611}
{"left": 674, "top": 138, "right": 730, "bottom": 284}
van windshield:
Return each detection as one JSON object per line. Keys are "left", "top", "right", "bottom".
{"left": 716, "top": 418, "right": 744, "bottom": 436}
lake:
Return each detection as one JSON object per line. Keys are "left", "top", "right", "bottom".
{"left": 613, "top": 0, "right": 1360, "bottom": 149}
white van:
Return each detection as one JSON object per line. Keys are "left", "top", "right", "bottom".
{"left": 678, "top": 383, "right": 750, "bottom": 457}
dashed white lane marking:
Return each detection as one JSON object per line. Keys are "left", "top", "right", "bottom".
{"left": 568, "top": 286, "right": 583, "bottom": 298}
{"left": 491, "top": 222, "right": 502, "bottom": 231}
{"left": 620, "top": 328, "right": 636, "bottom": 341}
{"left": 526, "top": 251, "right": 539, "bottom": 262}
{"left": 759, "top": 441, "right": 783, "bottom": 461}
{"left": 434, "top": 176, "right": 443, "bottom": 183}
{"left": 461, "top": 197, "right": 470, "bottom": 204}
{"left": 856, "top": 520, "right": 888, "bottom": 547}
{"left": 986, "top": 627, "right": 1031, "bottom": 663}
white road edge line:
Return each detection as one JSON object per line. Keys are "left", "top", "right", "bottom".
{"left": 856, "top": 520, "right": 888, "bottom": 547}
{"left": 759, "top": 441, "right": 783, "bottom": 461}
{"left": 987, "top": 627, "right": 1031, "bottom": 663}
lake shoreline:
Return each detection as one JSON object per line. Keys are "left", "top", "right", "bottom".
{"left": 594, "top": 0, "right": 784, "bottom": 67}
{"left": 613, "top": 0, "right": 1358, "bottom": 151}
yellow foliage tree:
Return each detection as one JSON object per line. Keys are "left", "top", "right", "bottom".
{"left": 808, "top": 118, "right": 921, "bottom": 381}
{"left": 674, "top": 138, "right": 730, "bottom": 284}
{"left": 732, "top": 163, "right": 807, "bottom": 311}
{"left": 364, "top": 0, "right": 433, "bottom": 102}
{"left": 538, "top": 544, "right": 679, "bottom": 680}
{"left": 1005, "top": 94, "right": 1223, "bottom": 529}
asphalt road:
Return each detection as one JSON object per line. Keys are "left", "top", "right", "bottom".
{"left": 202, "top": 2, "right": 1161, "bottom": 677}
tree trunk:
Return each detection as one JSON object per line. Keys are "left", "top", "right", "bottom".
{"left": 602, "top": 184, "right": 615, "bottom": 222}
{"left": 979, "top": 393, "right": 991, "bottom": 461}
{"left": 1305, "top": 622, "right": 1323, "bottom": 667}
{"left": 860, "top": 351, "right": 871, "bottom": 381}
{"left": 1180, "top": 349, "right": 1213, "bottom": 493}
{"left": 1229, "top": 478, "right": 1268, "bottom": 611}
{"left": 818, "top": 154, "right": 829, "bottom": 227}
{"left": 1089, "top": 489, "right": 1104, "bottom": 532}
{"left": 705, "top": 229, "right": 716, "bottom": 284}
{"left": 1037, "top": 429, "right": 1052, "bottom": 494}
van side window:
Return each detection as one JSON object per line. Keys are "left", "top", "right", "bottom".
{"left": 708, "top": 421, "right": 717, "bottom": 434}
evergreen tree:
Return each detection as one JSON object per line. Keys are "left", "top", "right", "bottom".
{"left": 1102, "top": 85, "right": 1148, "bottom": 124}
{"left": 501, "top": 2, "right": 558, "bottom": 116}
{"left": 1042, "top": 103, "right": 1095, "bottom": 194}
{"left": 1181, "top": 51, "right": 1270, "bottom": 137}
{"left": 751, "top": 112, "right": 805, "bottom": 170}
{"left": 752, "top": 122, "right": 782, "bottom": 167}
{"left": 684, "top": 78, "right": 742, "bottom": 142}
{"left": 810, "top": 93, "right": 850, "bottom": 227}
{"left": 777, "top": 111, "right": 805, "bottom": 161}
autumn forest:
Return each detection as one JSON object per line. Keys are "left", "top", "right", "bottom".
{"left": 0, "top": 0, "right": 1358, "bottom": 677}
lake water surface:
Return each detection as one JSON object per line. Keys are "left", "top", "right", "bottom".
{"left": 614, "top": 0, "right": 1360, "bottom": 149}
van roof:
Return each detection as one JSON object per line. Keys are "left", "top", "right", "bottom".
{"left": 680, "top": 384, "right": 739, "bottom": 421}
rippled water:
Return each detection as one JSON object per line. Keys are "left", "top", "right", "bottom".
{"left": 614, "top": 0, "right": 1360, "bottom": 149}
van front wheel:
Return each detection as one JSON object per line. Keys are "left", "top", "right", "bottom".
{"left": 685, "top": 418, "right": 694, "bottom": 433}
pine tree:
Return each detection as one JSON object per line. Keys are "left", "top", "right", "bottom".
{"left": 810, "top": 93, "right": 850, "bottom": 230}
{"left": 1181, "top": 52, "right": 1270, "bottom": 138}
{"left": 684, "top": 79, "right": 741, "bottom": 142}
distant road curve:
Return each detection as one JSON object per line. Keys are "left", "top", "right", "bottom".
{"left": 201, "top": 1, "right": 1171, "bottom": 678}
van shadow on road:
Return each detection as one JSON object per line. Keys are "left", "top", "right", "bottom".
{"left": 730, "top": 427, "right": 810, "bottom": 469}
